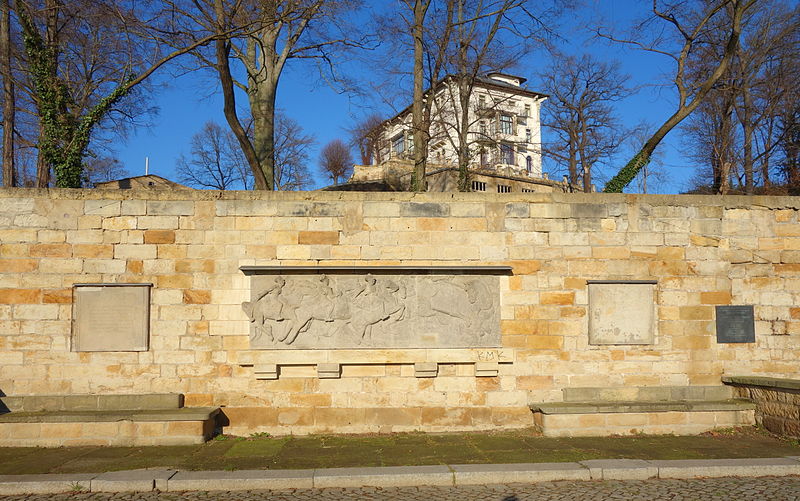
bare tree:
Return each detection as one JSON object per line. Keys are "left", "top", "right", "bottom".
{"left": 171, "top": 0, "right": 362, "bottom": 190}
{"left": 12, "top": 0, "right": 229, "bottom": 187}
{"left": 348, "top": 113, "right": 385, "bottom": 165}
{"left": 1, "top": 0, "right": 13, "bottom": 186}
{"left": 273, "top": 113, "right": 315, "bottom": 191}
{"left": 601, "top": 0, "right": 758, "bottom": 193}
{"left": 541, "top": 53, "right": 631, "bottom": 192}
{"left": 177, "top": 115, "right": 314, "bottom": 191}
{"left": 176, "top": 121, "right": 250, "bottom": 190}
{"left": 319, "top": 138, "right": 353, "bottom": 185}
{"left": 682, "top": 0, "right": 799, "bottom": 194}
{"left": 82, "top": 156, "right": 128, "bottom": 187}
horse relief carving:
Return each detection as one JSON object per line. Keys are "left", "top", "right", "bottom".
{"left": 243, "top": 274, "right": 500, "bottom": 349}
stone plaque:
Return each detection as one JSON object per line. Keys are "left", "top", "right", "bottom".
{"left": 72, "top": 284, "right": 151, "bottom": 352}
{"left": 242, "top": 274, "right": 500, "bottom": 349}
{"left": 588, "top": 282, "right": 656, "bottom": 345}
{"left": 715, "top": 305, "right": 755, "bottom": 343}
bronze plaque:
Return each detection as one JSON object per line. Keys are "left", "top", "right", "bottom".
{"left": 715, "top": 305, "right": 755, "bottom": 343}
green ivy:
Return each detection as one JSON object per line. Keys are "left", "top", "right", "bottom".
{"left": 603, "top": 150, "right": 651, "bottom": 193}
{"left": 18, "top": 3, "right": 133, "bottom": 188}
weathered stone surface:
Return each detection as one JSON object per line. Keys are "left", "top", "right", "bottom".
{"left": 243, "top": 274, "right": 500, "bottom": 349}
{"left": 72, "top": 285, "right": 151, "bottom": 352}
{"left": 588, "top": 283, "right": 656, "bottom": 345}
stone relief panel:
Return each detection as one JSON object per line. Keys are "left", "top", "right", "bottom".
{"left": 242, "top": 274, "right": 500, "bottom": 349}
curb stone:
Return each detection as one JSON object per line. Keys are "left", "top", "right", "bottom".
{"left": 166, "top": 469, "right": 314, "bottom": 491}
{"left": 451, "top": 462, "right": 590, "bottom": 485}
{"left": 0, "top": 457, "right": 799, "bottom": 495}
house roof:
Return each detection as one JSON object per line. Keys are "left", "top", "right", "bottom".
{"left": 94, "top": 174, "right": 191, "bottom": 190}
{"left": 380, "top": 73, "right": 548, "bottom": 128}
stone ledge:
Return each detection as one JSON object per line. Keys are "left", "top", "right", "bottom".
{"left": 722, "top": 375, "right": 800, "bottom": 392}
{"left": 531, "top": 400, "right": 755, "bottom": 415}
{"left": 0, "top": 394, "right": 184, "bottom": 413}
{"left": 0, "top": 407, "right": 219, "bottom": 423}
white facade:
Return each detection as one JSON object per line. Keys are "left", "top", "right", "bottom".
{"left": 376, "top": 73, "right": 547, "bottom": 179}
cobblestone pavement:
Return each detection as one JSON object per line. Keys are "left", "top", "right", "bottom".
{"left": 3, "top": 477, "right": 800, "bottom": 501}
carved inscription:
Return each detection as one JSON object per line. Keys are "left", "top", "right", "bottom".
{"left": 242, "top": 274, "right": 500, "bottom": 349}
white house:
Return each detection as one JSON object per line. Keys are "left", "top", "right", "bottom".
{"left": 375, "top": 72, "right": 548, "bottom": 181}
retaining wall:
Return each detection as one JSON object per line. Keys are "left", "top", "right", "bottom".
{"left": 1, "top": 189, "right": 799, "bottom": 435}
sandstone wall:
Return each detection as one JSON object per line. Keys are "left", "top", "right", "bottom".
{"left": 1, "top": 189, "right": 799, "bottom": 435}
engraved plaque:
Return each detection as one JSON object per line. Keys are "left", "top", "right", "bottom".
{"left": 73, "top": 284, "right": 151, "bottom": 351}
{"left": 588, "top": 282, "right": 656, "bottom": 345}
{"left": 715, "top": 305, "right": 755, "bottom": 343}
{"left": 242, "top": 274, "right": 501, "bottom": 349}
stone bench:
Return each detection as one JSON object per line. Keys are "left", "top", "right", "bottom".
{"left": 0, "top": 394, "right": 220, "bottom": 447}
{"left": 723, "top": 376, "right": 800, "bottom": 438}
{"left": 530, "top": 386, "right": 755, "bottom": 437}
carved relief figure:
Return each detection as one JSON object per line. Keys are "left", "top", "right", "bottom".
{"left": 243, "top": 274, "right": 500, "bottom": 349}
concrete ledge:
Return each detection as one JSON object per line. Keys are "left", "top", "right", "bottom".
{"left": 723, "top": 376, "right": 800, "bottom": 392}
{"left": 652, "top": 457, "right": 800, "bottom": 479}
{"left": 451, "top": 462, "right": 590, "bottom": 484}
{"left": 0, "top": 407, "right": 219, "bottom": 423}
{"left": 313, "top": 465, "right": 454, "bottom": 488}
{"left": 167, "top": 469, "right": 314, "bottom": 491}
{"left": 531, "top": 400, "right": 755, "bottom": 415}
{"left": 0, "top": 394, "right": 184, "bottom": 413}
{"left": 90, "top": 469, "right": 176, "bottom": 492}
{"left": 0, "top": 473, "right": 95, "bottom": 495}
{"left": 579, "top": 459, "right": 657, "bottom": 480}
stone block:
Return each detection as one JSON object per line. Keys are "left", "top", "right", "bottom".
{"left": 314, "top": 465, "right": 453, "bottom": 488}
{"left": 415, "top": 362, "right": 438, "bottom": 378}
{"left": 167, "top": 470, "right": 314, "bottom": 491}
{"left": 146, "top": 201, "right": 194, "bottom": 216}
{"left": 475, "top": 362, "right": 499, "bottom": 377}
{"left": 588, "top": 282, "right": 656, "bottom": 345}
{"left": 72, "top": 285, "right": 151, "bottom": 352}
{"left": 317, "top": 363, "right": 341, "bottom": 379}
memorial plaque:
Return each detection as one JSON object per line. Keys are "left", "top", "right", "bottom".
{"left": 588, "top": 281, "right": 657, "bottom": 345}
{"left": 72, "top": 284, "right": 151, "bottom": 351}
{"left": 715, "top": 305, "right": 755, "bottom": 343}
{"left": 242, "top": 273, "right": 501, "bottom": 349}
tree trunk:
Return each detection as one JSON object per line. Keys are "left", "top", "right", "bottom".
{"left": 410, "top": 0, "right": 428, "bottom": 192}
{"left": 0, "top": 0, "right": 13, "bottom": 187}
{"left": 741, "top": 86, "right": 754, "bottom": 194}
{"left": 603, "top": 0, "right": 748, "bottom": 193}
{"left": 249, "top": 83, "right": 277, "bottom": 191}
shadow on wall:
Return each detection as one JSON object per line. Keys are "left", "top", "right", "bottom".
{"left": 0, "top": 390, "right": 8, "bottom": 414}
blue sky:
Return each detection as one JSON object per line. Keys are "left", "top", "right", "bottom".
{"left": 115, "top": 0, "right": 698, "bottom": 194}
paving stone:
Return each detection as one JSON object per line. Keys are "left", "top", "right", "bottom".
{"left": 166, "top": 469, "right": 314, "bottom": 491}
{"left": 312, "top": 465, "right": 453, "bottom": 488}
{"left": 451, "top": 462, "right": 590, "bottom": 485}
{"left": 1, "top": 477, "right": 800, "bottom": 500}
{"left": 0, "top": 473, "right": 95, "bottom": 495}
{"left": 652, "top": 457, "right": 800, "bottom": 478}
{"left": 90, "top": 469, "right": 175, "bottom": 492}
{"left": 580, "top": 459, "right": 657, "bottom": 480}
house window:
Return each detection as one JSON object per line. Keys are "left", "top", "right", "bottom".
{"left": 392, "top": 134, "right": 405, "bottom": 154}
{"left": 500, "top": 114, "right": 513, "bottom": 135}
{"left": 525, "top": 128, "right": 531, "bottom": 143}
{"left": 497, "top": 184, "right": 511, "bottom": 193}
{"left": 500, "top": 143, "right": 514, "bottom": 165}
{"left": 480, "top": 149, "right": 489, "bottom": 167}
{"left": 521, "top": 188, "right": 535, "bottom": 193}
{"left": 471, "top": 180, "right": 486, "bottom": 192}
{"left": 524, "top": 104, "right": 531, "bottom": 117}
{"left": 406, "top": 134, "right": 414, "bottom": 153}
{"left": 478, "top": 94, "right": 486, "bottom": 108}
{"left": 526, "top": 156, "right": 532, "bottom": 173}
{"left": 479, "top": 121, "right": 487, "bottom": 137}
